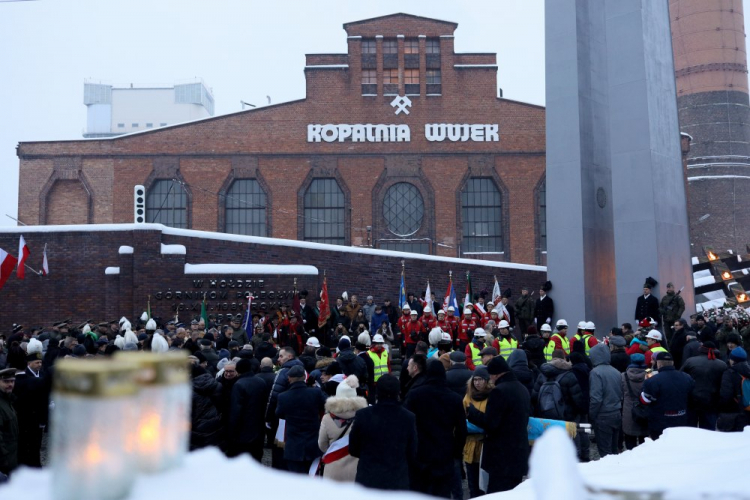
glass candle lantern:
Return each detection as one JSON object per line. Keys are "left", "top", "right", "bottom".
{"left": 115, "top": 351, "right": 191, "bottom": 473}
{"left": 50, "top": 359, "right": 140, "bottom": 500}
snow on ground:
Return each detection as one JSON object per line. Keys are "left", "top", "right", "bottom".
{"left": 184, "top": 263, "right": 318, "bottom": 275}
{"left": 489, "top": 426, "right": 750, "bottom": 500}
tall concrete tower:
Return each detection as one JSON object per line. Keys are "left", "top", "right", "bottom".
{"left": 670, "top": 0, "right": 750, "bottom": 254}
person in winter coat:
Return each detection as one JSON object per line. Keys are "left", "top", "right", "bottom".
{"left": 317, "top": 375, "right": 367, "bottom": 482}
{"left": 514, "top": 287, "right": 535, "bottom": 337}
{"left": 531, "top": 350, "right": 586, "bottom": 421}
{"left": 462, "top": 367, "right": 492, "bottom": 498}
{"left": 369, "top": 305, "right": 390, "bottom": 335}
{"left": 520, "top": 326, "right": 546, "bottom": 369}
{"left": 718, "top": 347, "right": 750, "bottom": 431}
{"left": 608, "top": 336, "right": 631, "bottom": 373}
{"left": 621, "top": 353, "right": 648, "bottom": 449}
{"left": 404, "top": 360, "right": 468, "bottom": 498}
{"left": 467, "top": 356, "right": 530, "bottom": 493}
{"left": 336, "top": 338, "right": 368, "bottom": 386}
{"left": 349, "top": 375, "right": 417, "bottom": 491}
{"left": 681, "top": 341, "right": 727, "bottom": 430}
{"left": 670, "top": 319, "right": 691, "bottom": 369}
{"left": 275, "top": 365, "right": 327, "bottom": 473}
{"left": 12, "top": 353, "right": 50, "bottom": 468}
{"left": 641, "top": 352, "right": 694, "bottom": 439}
{"left": 446, "top": 351, "right": 473, "bottom": 397}
{"left": 189, "top": 364, "right": 223, "bottom": 450}
{"left": 508, "top": 349, "right": 535, "bottom": 397}
{"left": 588, "top": 343, "right": 623, "bottom": 458}
{"left": 569, "top": 352, "right": 591, "bottom": 462}
{"left": 361, "top": 296, "right": 377, "bottom": 323}
{"left": 0, "top": 369, "right": 18, "bottom": 476}
{"left": 227, "top": 358, "right": 270, "bottom": 461}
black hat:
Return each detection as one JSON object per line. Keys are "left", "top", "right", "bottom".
{"left": 486, "top": 356, "right": 510, "bottom": 375}
{"left": 193, "top": 351, "right": 207, "bottom": 363}
{"left": 0, "top": 368, "right": 16, "bottom": 380}
{"left": 542, "top": 281, "right": 552, "bottom": 292}
{"left": 26, "top": 352, "right": 42, "bottom": 362}
{"left": 502, "top": 288, "right": 512, "bottom": 299}
{"left": 235, "top": 358, "right": 253, "bottom": 374}
{"left": 190, "top": 319, "right": 199, "bottom": 325}
{"left": 288, "top": 365, "right": 305, "bottom": 378}
{"left": 480, "top": 347, "right": 498, "bottom": 356}
{"left": 96, "top": 337, "right": 109, "bottom": 346}
{"left": 137, "top": 333, "right": 148, "bottom": 341}
{"left": 97, "top": 322, "right": 108, "bottom": 328}
{"left": 199, "top": 339, "right": 212, "bottom": 347}
{"left": 232, "top": 314, "right": 242, "bottom": 322}
{"left": 479, "top": 290, "right": 488, "bottom": 299}
{"left": 203, "top": 332, "right": 215, "bottom": 342}
{"left": 299, "top": 290, "right": 309, "bottom": 298}
{"left": 228, "top": 340, "right": 240, "bottom": 349}
{"left": 655, "top": 351, "right": 673, "bottom": 362}
{"left": 72, "top": 345, "right": 87, "bottom": 357}
{"left": 317, "top": 346, "right": 332, "bottom": 358}
{"left": 644, "top": 277, "right": 658, "bottom": 289}
{"left": 449, "top": 351, "right": 466, "bottom": 362}
{"left": 473, "top": 366, "right": 490, "bottom": 381}
{"left": 12, "top": 324, "right": 22, "bottom": 334}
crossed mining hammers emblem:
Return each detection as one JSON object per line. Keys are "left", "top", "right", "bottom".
{"left": 390, "top": 95, "right": 412, "bottom": 115}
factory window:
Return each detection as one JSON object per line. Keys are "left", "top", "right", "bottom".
{"left": 225, "top": 179, "right": 267, "bottom": 237}
{"left": 362, "top": 69, "right": 377, "bottom": 95}
{"left": 404, "top": 39, "right": 419, "bottom": 54}
{"left": 304, "top": 178, "right": 345, "bottom": 245}
{"left": 426, "top": 39, "right": 440, "bottom": 54}
{"left": 361, "top": 39, "right": 376, "bottom": 54}
{"left": 383, "top": 68, "right": 399, "bottom": 94}
{"left": 383, "top": 40, "right": 398, "bottom": 54}
{"left": 146, "top": 179, "right": 188, "bottom": 228}
{"left": 404, "top": 69, "right": 419, "bottom": 95}
{"left": 383, "top": 183, "right": 424, "bottom": 237}
{"left": 461, "top": 178, "right": 503, "bottom": 254}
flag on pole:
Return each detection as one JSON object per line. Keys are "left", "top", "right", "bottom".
{"left": 0, "top": 248, "right": 18, "bottom": 292}
{"left": 492, "top": 276, "right": 501, "bottom": 304}
{"left": 242, "top": 293, "right": 253, "bottom": 339}
{"left": 319, "top": 276, "right": 331, "bottom": 328}
{"left": 147, "top": 296, "right": 152, "bottom": 320}
{"left": 463, "top": 272, "right": 472, "bottom": 308}
{"left": 398, "top": 267, "right": 407, "bottom": 309}
{"left": 423, "top": 281, "right": 432, "bottom": 311}
{"left": 292, "top": 280, "right": 301, "bottom": 318}
{"left": 42, "top": 243, "right": 49, "bottom": 276}
{"left": 17, "top": 235, "right": 29, "bottom": 280}
{"left": 443, "top": 273, "right": 459, "bottom": 312}
{"left": 201, "top": 295, "right": 209, "bottom": 327}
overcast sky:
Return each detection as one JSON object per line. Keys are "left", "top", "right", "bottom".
{"left": 0, "top": 1, "right": 746, "bottom": 228}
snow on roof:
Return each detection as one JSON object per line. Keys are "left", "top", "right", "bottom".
{"left": 0, "top": 223, "right": 546, "bottom": 272}
{"left": 184, "top": 264, "right": 318, "bottom": 275}
{"left": 118, "top": 246, "right": 134, "bottom": 255}
{"left": 105, "top": 267, "right": 120, "bottom": 275}
{"left": 161, "top": 243, "right": 186, "bottom": 255}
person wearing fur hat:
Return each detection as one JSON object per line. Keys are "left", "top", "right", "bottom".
{"left": 317, "top": 375, "right": 367, "bottom": 481}
{"left": 12, "top": 352, "right": 50, "bottom": 468}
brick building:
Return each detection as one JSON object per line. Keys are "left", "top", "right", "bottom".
{"left": 16, "top": 13, "right": 547, "bottom": 265}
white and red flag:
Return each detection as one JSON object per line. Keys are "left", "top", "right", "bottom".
{"left": 17, "top": 235, "right": 29, "bottom": 280}
{"left": 42, "top": 243, "right": 49, "bottom": 276}
{"left": 0, "top": 248, "right": 18, "bottom": 291}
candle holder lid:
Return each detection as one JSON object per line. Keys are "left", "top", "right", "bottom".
{"left": 54, "top": 359, "right": 139, "bottom": 398}
{"left": 114, "top": 351, "right": 190, "bottom": 386}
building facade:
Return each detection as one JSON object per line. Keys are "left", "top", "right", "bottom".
{"left": 17, "top": 14, "right": 547, "bottom": 265}
{"left": 83, "top": 80, "right": 215, "bottom": 138}
{"left": 670, "top": 0, "right": 750, "bottom": 254}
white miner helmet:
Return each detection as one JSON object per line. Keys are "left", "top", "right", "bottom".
{"left": 540, "top": 323, "right": 552, "bottom": 332}
{"left": 372, "top": 334, "right": 385, "bottom": 343}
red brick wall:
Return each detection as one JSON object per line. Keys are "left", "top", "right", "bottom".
{"left": 46, "top": 180, "right": 89, "bottom": 225}
{"left": 0, "top": 226, "right": 546, "bottom": 329}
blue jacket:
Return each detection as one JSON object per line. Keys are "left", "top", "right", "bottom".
{"left": 276, "top": 381, "right": 327, "bottom": 461}
{"left": 265, "top": 358, "right": 305, "bottom": 423}
{"left": 370, "top": 311, "right": 390, "bottom": 334}
{"left": 641, "top": 366, "right": 695, "bottom": 433}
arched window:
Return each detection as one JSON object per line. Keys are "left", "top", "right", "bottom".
{"left": 381, "top": 182, "right": 429, "bottom": 254}
{"left": 460, "top": 177, "right": 502, "bottom": 254}
{"left": 303, "top": 178, "right": 345, "bottom": 245}
{"left": 146, "top": 179, "right": 188, "bottom": 228}
{"left": 225, "top": 179, "right": 267, "bottom": 236}
{"left": 538, "top": 179, "right": 547, "bottom": 253}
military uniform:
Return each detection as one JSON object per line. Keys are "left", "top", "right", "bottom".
{"left": 0, "top": 369, "right": 19, "bottom": 475}
{"left": 659, "top": 289, "right": 685, "bottom": 344}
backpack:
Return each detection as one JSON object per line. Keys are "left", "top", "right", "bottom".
{"left": 741, "top": 376, "right": 750, "bottom": 411}
{"left": 537, "top": 373, "right": 568, "bottom": 420}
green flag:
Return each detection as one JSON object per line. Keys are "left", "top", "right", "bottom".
{"left": 201, "top": 296, "right": 209, "bottom": 328}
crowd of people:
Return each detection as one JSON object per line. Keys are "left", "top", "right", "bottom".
{"left": 0, "top": 278, "right": 749, "bottom": 497}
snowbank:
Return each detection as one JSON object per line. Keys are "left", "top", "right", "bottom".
{"left": 184, "top": 264, "right": 318, "bottom": 275}
{"left": 489, "top": 426, "right": 750, "bottom": 500}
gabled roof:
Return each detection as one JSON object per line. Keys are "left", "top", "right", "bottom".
{"left": 343, "top": 12, "right": 458, "bottom": 30}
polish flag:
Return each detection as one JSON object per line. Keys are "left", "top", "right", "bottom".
{"left": 42, "top": 244, "right": 49, "bottom": 276}
{"left": 17, "top": 235, "right": 29, "bottom": 280}
{"left": 321, "top": 434, "right": 350, "bottom": 464}
{"left": 0, "top": 248, "right": 18, "bottom": 291}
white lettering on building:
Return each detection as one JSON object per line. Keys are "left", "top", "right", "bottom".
{"left": 307, "top": 124, "right": 498, "bottom": 143}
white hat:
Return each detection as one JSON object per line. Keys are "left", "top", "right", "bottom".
{"left": 114, "top": 335, "right": 125, "bottom": 349}
{"left": 82, "top": 324, "right": 91, "bottom": 335}
{"left": 306, "top": 336, "right": 321, "bottom": 348}
{"left": 464, "top": 308, "right": 472, "bottom": 315}
{"left": 498, "top": 320, "right": 510, "bottom": 329}
{"left": 121, "top": 320, "right": 132, "bottom": 332}
{"left": 556, "top": 319, "right": 568, "bottom": 328}
{"left": 410, "top": 310, "right": 418, "bottom": 316}
{"left": 540, "top": 323, "right": 552, "bottom": 332}
{"left": 646, "top": 330, "right": 662, "bottom": 341}
{"left": 473, "top": 328, "right": 487, "bottom": 337}
{"left": 649, "top": 317, "right": 658, "bottom": 326}
{"left": 447, "top": 306, "right": 455, "bottom": 312}
{"left": 151, "top": 332, "right": 169, "bottom": 353}
{"left": 119, "top": 316, "right": 128, "bottom": 326}
{"left": 336, "top": 375, "right": 359, "bottom": 399}
{"left": 441, "top": 331, "right": 452, "bottom": 342}
{"left": 357, "top": 332, "right": 371, "bottom": 347}
{"left": 372, "top": 334, "right": 385, "bottom": 343}
{"left": 577, "top": 321, "right": 587, "bottom": 330}
{"left": 402, "top": 304, "right": 411, "bottom": 311}
{"left": 437, "top": 309, "right": 446, "bottom": 315}
{"left": 585, "top": 321, "right": 595, "bottom": 330}
{"left": 428, "top": 327, "right": 443, "bottom": 346}
{"left": 424, "top": 306, "right": 432, "bottom": 313}
{"left": 140, "top": 312, "right": 149, "bottom": 322}
{"left": 146, "top": 318, "right": 157, "bottom": 331}
{"left": 27, "top": 338, "right": 43, "bottom": 355}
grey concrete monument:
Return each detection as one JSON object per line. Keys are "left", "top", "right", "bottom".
{"left": 546, "top": 0, "right": 695, "bottom": 330}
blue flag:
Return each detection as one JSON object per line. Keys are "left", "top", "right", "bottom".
{"left": 398, "top": 272, "right": 407, "bottom": 309}
{"left": 242, "top": 294, "right": 253, "bottom": 339}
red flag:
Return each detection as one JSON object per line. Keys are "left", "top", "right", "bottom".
{"left": 17, "top": 235, "right": 29, "bottom": 280}
{"left": 318, "top": 277, "right": 330, "bottom": 328}
{"left": 292, "top": 286, "right": 300, "bottom": 317}
{"left": 0, "top": 248, "right": 18, "bottom": 291}
{"left": 42, "top": 243, "right": 49, "bottom": 276}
